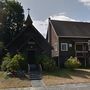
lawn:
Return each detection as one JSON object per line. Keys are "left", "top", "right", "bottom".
{"left": 0, "top": 69, "right": 90, "bottom": 88}
{"left": 0, "top": 71, "right": 31, "bottom": 89}
{"left": 43, "top": 69, "right": 90, "bottom": 86}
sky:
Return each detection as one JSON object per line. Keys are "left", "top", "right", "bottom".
{"left": 17, "top": 0, "right": 90, "bottom": 38}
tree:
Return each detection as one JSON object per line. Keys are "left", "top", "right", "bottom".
{"left": 0, "top": 1, "right": 5, "bottom": 30}
{"left": 3, "top": 0, "right": 24, "bottom": 44}
{"left": 0, "top": 1, "right": 6, "bottom": 43}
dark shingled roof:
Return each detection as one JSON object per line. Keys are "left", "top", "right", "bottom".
{"left": 51, "top": 20, "right": 90, "bottom": 38}
{"left": 24, "top": 14, "right": 33, "bottom": 26}
{"left": 7, "top": 25, "right": 50, "bottom": 54}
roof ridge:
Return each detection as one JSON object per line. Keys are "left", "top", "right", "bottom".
{"left": 50, "top": 19, "right": 90, "bottom": 24}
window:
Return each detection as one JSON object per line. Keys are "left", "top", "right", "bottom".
{"left": 61, "top": 43, "right": 68, "bottom": 51}
{"left": 76, "top": 43, "right": 88, "bottom": 51}
{"left": 76, "top": 44, "right": 83, "bottom": 51}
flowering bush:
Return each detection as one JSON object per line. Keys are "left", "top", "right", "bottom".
{"left": 65, "top": 56, "right": 81, "bottom": 70}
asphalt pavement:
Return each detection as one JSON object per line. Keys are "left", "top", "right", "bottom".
{"left": 0, "top": 83, "right": 90, "bottom": 90}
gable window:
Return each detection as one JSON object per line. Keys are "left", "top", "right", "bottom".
{"left": 61, "top": 43, "right": 68, "bottom": 51}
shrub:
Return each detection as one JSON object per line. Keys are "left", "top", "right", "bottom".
{"left": 1, "top": 53, "right": 11, "bottom": 71}
{"left": 7, "top": 58, "right": 20, "bottom": 71}
{"left": 12, "top": 54, "right": 24, "bottom": 69}
{"left": 1, "top": 53, "right": 26, "bottom": 72}
{"left": 37, "top": 55, "right": 57, "bottom": 71}
{"left": 13, "top": 53, "right": 27, "bottom": 71}
{"left": 65, "top": 56, "right": 81, "bottom": 70}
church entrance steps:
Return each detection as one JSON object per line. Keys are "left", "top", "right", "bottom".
{"left": 28, "top": 64, "right": 42, "bottom": 80}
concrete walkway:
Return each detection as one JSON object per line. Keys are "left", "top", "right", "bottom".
{"left": 31, "top": 80, "right": 45, "bottom": 87}
{"left": 0, "top": 83, "right": 90, "bottom": 90}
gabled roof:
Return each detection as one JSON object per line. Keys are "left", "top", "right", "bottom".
{"left": 7, "top": 25, "right": 50, "bottom": 53}
{"left": 50, "top": 20, "right": 90, "bottom": 38}
{"left": 7, "top": 15, "right": 51, "bottom": 54}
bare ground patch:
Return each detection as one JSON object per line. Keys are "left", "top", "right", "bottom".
{"left": 0, "top": 72, "right": 31, "bottom": 89}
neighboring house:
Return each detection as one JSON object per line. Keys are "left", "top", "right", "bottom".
{"left": 7, "top": 14, "right": 50, "bottom": 64}
{"left": 47, "top": 18, "right": 90, "bottom": 67}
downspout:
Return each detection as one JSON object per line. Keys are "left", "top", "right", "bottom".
{"left": 58, "top": 37, "right": 60, "bottom": 69}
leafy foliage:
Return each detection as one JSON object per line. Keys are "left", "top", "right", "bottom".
{"left": 1, "top": 53, "right": 11, "bottom": 71}
{"left": 12, "top": 53, "right": 27, "bottom": 71}
{"left": 2, "top": 0, "right": 24, "bottom": 44}
{"left": 0, "top": 1, "right": 6, "bottom": 25}
{"left": 1, "top": 53, "right": 26, "bottom": 71}
{"left": 12, "top": 54, "right": 24, "bottom": 63}
{"left": 0, "top": 41, "right": 4, "bottom": 49}
{"left": 65, "top": 56, "right": 81, "bottom": 70}
{"left": 7, "top": 57, "right": 19, "bottom": 71}
{"left": 0, "top": 1, "right": 6, "bottom": 41}
{"left": 37, "top": 55, "right": 57, "bottom": 71}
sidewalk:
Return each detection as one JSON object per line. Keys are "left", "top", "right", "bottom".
{"left": 0, "top": 83, "right": 90, "bottom": 90}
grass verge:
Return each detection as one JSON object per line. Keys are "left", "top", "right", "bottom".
{"left": 0, "top": 71, "right": 31, "bottom": 89}
{"left": 43, "top": 69, "right": 90, "bottom": 86}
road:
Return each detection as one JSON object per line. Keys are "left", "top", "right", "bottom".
{"left": 1, "top": 83, "right": 90, "bottom": 90}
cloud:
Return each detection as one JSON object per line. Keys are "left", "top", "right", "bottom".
{"left": 79, "top": 0, "right": 90, "bottom": 6}
{"left": 33, "top": 13, "right": 77, "bottom": 38}
{"left": 33, "top": 20, "right": 48, "bottom": 38}
{"left": 50, "top": 13, "right": 76, "bottom": 21}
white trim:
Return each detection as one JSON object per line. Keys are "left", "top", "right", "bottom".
{"left": 50, "top": 20, "right": 58, "bottom": 38}
{"left": 56, "top": 30, "right": 59, "bottom": 68}
{"left": 75, "top": 42, "right": 88, "bottom": 44}
{"left": 54, "top": 42, "right": 58, "bottom": 51}
{"left": 75, "top": 42, "right": 88, "bottom": 58}
{"left": 61, "top": 43, "right": 68, "bottom": 51}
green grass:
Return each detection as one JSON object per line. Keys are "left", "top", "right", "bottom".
{"left": 43, "top": 69, "right": 90, "bottom": 86}
{"left": 43, "top": 68, "right": 90, "bottom": 79}
{"left": 43, "top": 69, "right": 73, "bottom": 79}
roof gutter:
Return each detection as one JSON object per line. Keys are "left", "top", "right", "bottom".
{"left": 59, "top": 36, "right": 90, "bottom": 38}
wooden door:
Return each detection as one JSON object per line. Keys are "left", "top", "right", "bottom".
{"left": 28, "top": 50, "right": 36, "bottom": 64}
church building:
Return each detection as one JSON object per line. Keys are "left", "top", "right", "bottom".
{"left": 7, "top": 14, "right": 50, "bottom": 65}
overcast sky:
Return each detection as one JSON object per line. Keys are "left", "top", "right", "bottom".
{"left": 17, "top": 0, "right": 90, "bottom": 37}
